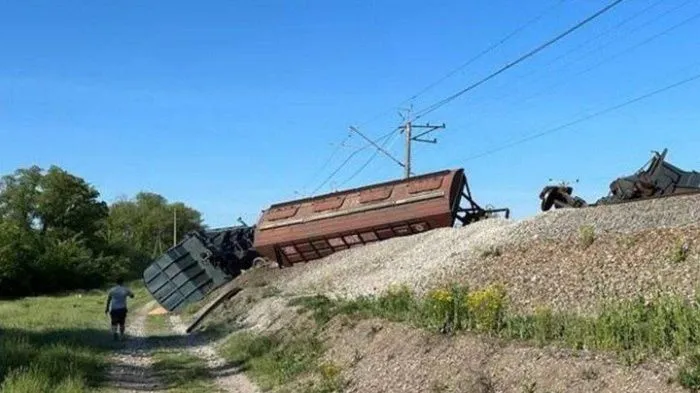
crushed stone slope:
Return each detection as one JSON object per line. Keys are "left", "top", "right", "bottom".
{"left": 255, "top": 194, "right": 700, "bottom": 310}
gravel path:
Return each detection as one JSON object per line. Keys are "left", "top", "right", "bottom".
{"left": 104, "top": 301, "right": 259, "bottom": 393}
{"left": 169, "top": 314, "right": 260, "bottom": 393}
{"left": 263, "top": 193, "right": 700, "bottom": 304}
{"left": 106, "top": 301, "right": 164, "bottom": 393}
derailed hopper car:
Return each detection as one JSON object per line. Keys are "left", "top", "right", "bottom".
{"left": 142, "top": 167, "right": 508, "bottom": 312}
{"left": 253, "top": 168, "right": 509, "bottom": 267}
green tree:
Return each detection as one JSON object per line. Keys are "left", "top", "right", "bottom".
{"left": 0, "top": 165, "right": 108, "bottom": 242}
{"left": 107, "top": 192, "right": 203, "bottom": 259}
{"left": 0, "top": 166, "right": 43, "bottom": 231}
{"left": 0, "top": 165, "right": 205, "bottom": 297}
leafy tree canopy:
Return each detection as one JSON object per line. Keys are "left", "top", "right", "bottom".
{"left": 0, "top": 165, "right": 205, "bottom": 297}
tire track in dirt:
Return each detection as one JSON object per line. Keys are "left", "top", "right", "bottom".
{"left": 168, "top": 314, "right": 260, "bottom": 393}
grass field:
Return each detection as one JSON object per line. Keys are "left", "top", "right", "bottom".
{"left": 0, "top": 280, "right": 149, "bottom": 393}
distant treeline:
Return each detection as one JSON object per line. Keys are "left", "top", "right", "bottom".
{"left": 0, "top": 165, "right": 204, "bottom": 297}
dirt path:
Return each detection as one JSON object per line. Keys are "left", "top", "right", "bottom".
{"left": 169, "top": 314, "right": 259, "bottom": 393}
{"left": 106, "top": 301, "right": 164, "bottom": 392}
{"left": 104, "top": 301, "right": 259, "bottom": 393}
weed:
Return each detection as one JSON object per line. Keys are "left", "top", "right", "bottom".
{"left": 294, "top": 282, "right": 700, "bottom": 373}
{"left": 151, "top": 350, "right": 215, "bottom": 393}
{"left": 145, "top": 313, "right": 169, "bottom": 335}
{"left": 431, "top": 380, "right": 449, "bottom": 392}
{"left": 475, "top": 372, "right": 495, "bottom": 393}
{"left": 580, "top": 367, "right": 599, "bottom": 381}
{"left": 521, "top": 380, "right": 537, "bottom": 393}
{"left": 480, "top": 245, "right": 502, "bottom": 258}
{"left": 351, "top": 349, "right": 363, "bottom": 365}
{"left": 678, "top": 352, "right": 700, "bottom": 391}
{"left": 465, "top": 284, "right": 507, "bottom": 333}
{"left": 579, "top": 225, "right": 595, "bottom": 248}
{"left": 670, "top": 239, "right": 691, "bottom": 263}
{"left": 219, "top": 329, "right": 325, "bottom": 391}
{"left": 262, "top": 285, "right": 282, "bottom": 298}
{"left": 377, "top": 284, "right": 416, "bottom": 321}
{"left": 315, "top": 362, "right": 346, "bottom": 392}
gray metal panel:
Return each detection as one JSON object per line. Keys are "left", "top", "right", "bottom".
{"left": 143, "top": 233, "right": 231, "bottom": 312}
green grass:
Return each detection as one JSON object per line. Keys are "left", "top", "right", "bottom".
{"left": 218, "top": 329, "right": 336, "bottom": 392}
{"left": 145, "top": 313, "right": 170, "bottom": 335}
{"left": 291, "top": 283, "right": 700, "bottom": 390}
{"left": 0, "top": 280, "right": 149, "bottom": 392}
{"left": 151, "top": 350, "right": 221, "bottom": 393}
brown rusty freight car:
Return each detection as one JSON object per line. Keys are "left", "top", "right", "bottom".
{"left": 253, "top": 168, "right": 509, "bottom": 267}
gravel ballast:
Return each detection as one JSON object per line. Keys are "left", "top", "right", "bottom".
{"left": 260, "top": 194, "right": 700, "bottom": 311}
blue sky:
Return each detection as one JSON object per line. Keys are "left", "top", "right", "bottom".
{"left": 2, "top": 0, "right": 699, "bottom": 228}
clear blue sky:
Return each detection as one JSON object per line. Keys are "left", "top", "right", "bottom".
{"left": 2, "top": 0, "right": 699, "bottom": 228}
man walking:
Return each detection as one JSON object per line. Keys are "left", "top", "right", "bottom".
{"left": 105, "top": 277, "right": 135, "bottom": 341}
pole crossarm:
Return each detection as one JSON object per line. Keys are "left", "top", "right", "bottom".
{"left": 411, "top": 123, "right": 445, "bottom": 142}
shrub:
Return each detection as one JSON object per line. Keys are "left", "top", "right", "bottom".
{"left": 424, "top": 284, "right": 469, "bottom": 331}
{"left": 670, "top": 239, "right": 690, "bottom": 263}
{"left": 579, "top": 225, "right": 595, "bottom": 248}
{"left": 678, "top": 352, "right": 700, "bottom": 391}
{"left": 465, "top": 284, "right": 507, "bottom": 333}
{"left": 377, "top": 284, "right": 416, "bottom": 321}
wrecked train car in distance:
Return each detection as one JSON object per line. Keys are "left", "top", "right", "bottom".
{"left": 253, "top": 168, "right": 510, "bottom": 267}
{"left": 539, "top": 148, "right": 700, "bottom": 211}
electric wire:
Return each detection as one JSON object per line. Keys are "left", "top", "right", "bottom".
{"left": 402, "top": 0, "right": 570, "bottom": 104}
{"left": 508, "top": 0, "right": 670, "bottom": 86}
{"left": 497, "top": 0, "right": 700, "bottom": 108}
{"left": 353, "top": 0, "right": 570, "bottom": 129}
{"left": 304, "top": 0, "right": 570, "bottom": 194}
{"left": 413, "top": 0, "right": 628, "bottom": 120}
{"left": 338, "top": 129, "right": 403, "bottom": 188}
{"left": 462, "top": 69, "right": 700, "bottom": 162}
{"left": 299, "top": 132, "right": 352, "bottom": 194}
{"left": 310, "top": 130, "right": 396, "bottom": 195}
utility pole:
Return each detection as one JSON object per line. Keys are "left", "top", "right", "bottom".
{"left": 404, "top": 120, "right": 412, "bottom": 179}
{"left": 173, "top": 207, "right": 177, "bottom": 247}
{"left": 399, "top": 108, "right": 446, "bottom": 178}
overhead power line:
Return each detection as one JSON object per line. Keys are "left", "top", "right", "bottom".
{"left": 338, "top": 130, "right": 403, "bottom": 188}
{"left": 303, "top": 0, "right": 569, "bottom": 194}
{"left": 402, "top": 0, "right": 569, "bottom": 104}
{"left": 500, "top": 0, "right": 700, "bottom": 108}
{"left": 310, "top": 130, "right": 396, "bottom": 195}
{"left": 508, "top": 0, "right": 670, "bottom": 85}
{"left": 462, "top": 69, "right": 700, "bottom": 162}
{"left": 299, "top": 132, "right": 351, "bottom": 193}
{"left": 413, "top": 0, "right": 627, "bottom": 120}
{"left": 354, "top": 0, "right": 569, "bottom": 129}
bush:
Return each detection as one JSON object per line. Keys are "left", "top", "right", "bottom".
{"left": 424, "top": 284, "right": 469, "bottom": 331}
{"left": 579, "top": 225, "right": 595, "bottom": 248}
{"left": 679, "top": 352, "right": 700, "bottom": 391}
{"left": 465, "top": 284, "right": 507, "bottom": 333}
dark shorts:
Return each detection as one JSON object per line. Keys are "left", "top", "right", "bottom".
{"left": 110, "top": 308, "right": 128, "bottom": 326}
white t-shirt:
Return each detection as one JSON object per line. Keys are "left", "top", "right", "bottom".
{"left": 108, "top": 285, "right": 133, "bottom": 311}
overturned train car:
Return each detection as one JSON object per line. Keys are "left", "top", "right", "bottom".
{"left": 254, "top": 168, "right": 509, "bottom": 266}
{"left": 539, "top": 148, "right": 700, "bottom": 211}
{"left": 143, "top": 168, "right": 509, "bottom": 311}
